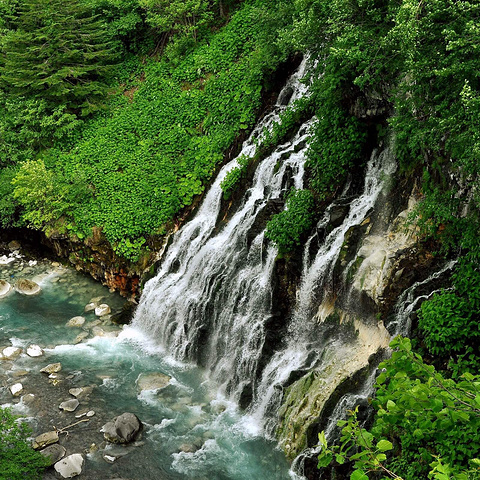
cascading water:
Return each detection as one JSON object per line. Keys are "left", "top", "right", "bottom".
{"left": 133, "top": 58, "right": 314, "bottom": 403}
{"left": 250, "top": 145, "right": 397, "bottom": 433}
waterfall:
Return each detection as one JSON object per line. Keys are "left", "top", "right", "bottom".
{"left": 250, "top": 145, "right": 397, "bottom": 433}
{"left": 133, "top": 58, "right": 314, "bottom": 402}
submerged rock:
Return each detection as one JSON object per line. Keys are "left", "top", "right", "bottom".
{"left": 84, "top": 302, "right": 96, "bottom": 313}
{"left": 136, "top": 372, "right": 171, "bottom": 392}
{"left": 54, "top": 453, "right": 84, "bottom": 478}
{"left": 101, "top": 412, "right": 142, "bottom": 444}
{"left": 14, "top": 278, "right": 41, "bottom": 295}
{"left": 33, "top": 431, "right": 59, "bottom": 450}
{"left": 0, "top": 279, "right": 12, "bottom": 298}
{"left": 40, "top": 444, "right": 66, "bottom": 466}
{"left": 66, "top": 316, "right": 86, "bottom": 328}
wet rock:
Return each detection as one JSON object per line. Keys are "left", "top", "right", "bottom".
{"left": 8, "top": 240, "right": 21, "bottom": 251}
{"left": 86, "top": 410, "right": 95, "bottom": 417}
{"left": 92, "top": 326, "right": 105, "bottom": 337}
{"left": 33, "top": 431, "right": 59, "bottom": 450}
{"left": 14, "top": 278, "right": 41, "bottom": 295}
{"left": 54, "top": 453, "right": 84, "bottom": 478}
{"left": 136, "top": 372, "right": 171, "bottom": 392}
{"left": 74, "top": 332, "right": 89, "bottom": 344}
{"left": 2, "top": 346, "right": 22, "bottom": 359}
{"left": 59, "top": 399, "right": 80, "bottom": 412}
{"left": 101, "top": 412, "right": 142, "bottom": 444}
{"left": 69, "top": 387, "right": 84, "bottom": 398}
{"left": 111, "top": 301, "right": 137, "bottom": 325}
{"left": 22, "top": 393, "right": 35, "bottom": 405}
{"left": 41, "top": 363, "right": 62, "bottom": 374}
{"left": 66, "top": 316, "right": 86, "bottom": 328}
{"left": 84, "top": 302, "right": 96, "bottom": 313}
{"left": 0, "top": 279, "right": 12, "bottom": 298}
{"left": 95, "top": 304, "right": 111, "bottom": 316}
{"left": 0, "top": 255, "right": 16, "bottom": 265}
{"left": 26, "top": 344, "right": 43, "bottom": 357}
{"left": 103, "top": 454, "right": 117, "bottom": 463}
{"left": 10, "top": 383, "right": 23, "bottom": 396}
{"left": 12, "top": 369, "right": 29, "bottom": 377}
{"left": 40, "top": 444, "right": 66, "bottom": 466}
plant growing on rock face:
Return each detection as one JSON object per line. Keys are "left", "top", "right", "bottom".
{"left": 265, "top": 188, "right": 315, "bottom": 253}
{"left": 0, "top": 408, "right": 49, "bottom": 480}
{"left": 317, "top": 337, "right": 480, "bottom": 480}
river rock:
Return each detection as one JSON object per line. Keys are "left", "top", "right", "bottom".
{"left": 26, "top": 344, "right": 43, "bottom": 357}
{"left": 92, "top": 326, "right": 105, "bottom": 337}
{"left": 136, "top": 372, "right": 171, "bottom": 392}
{"left": 40, "top": 444, "right": 66, "bottom": 466}
{"left": 8, "top": 240, "right": 21, "bottom": 251}
{"left": 95, "top": 304, "right": 111, "bottom": 316}
{"left": 101, "top": 412, "right": 142, "bottom": 444}
{"left": 15, "top": 278, "right": 41, "bottom": 295}
{"left": 54, "top": 453, "right": 84, "bottom": 478}
{"left": 0, "top": 255, "right": 16, "bottom": 265}
{"left": 0, "top": 280, "right": 12, "bottom": 298}
{"left": 69, "top": 387, "right": 84, "bottom": 398}
{"left": 74, "top": 332, "right": 89, "bottom": 344}
{"left": 66, "top": 316, "right": 86, "bottom": 328}
{"left": 59, "top": 399, "right": 80, "bottom": 412}
{"left": 41, "top": 362, "right": 62, "bottom": 374}
{"left": 33, "top": 431, "right": 59, "bottom": 450}
{"left": 84, "top": 302, "right": 96, "bottom": 313}
{"left": 2, "top": 346, "right": 22, "bottom": 359}
{"left": 22, "top": 393, "right": 35, "bottom": 404}
{"left": 10, "top": 383, "right": 23, "bottom": 396}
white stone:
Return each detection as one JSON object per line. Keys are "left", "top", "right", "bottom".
{"left": 86, "top": 410, "right": 95, "bottom": 417}
{"left": 2, "top": 346, "right": 22, "bottom": 359}
{"left": 84, "top": 303, "right": 96, "bottom": 313}
{"left": 54, "top": 454, "right": 84, "bottom": 478}
{"left": 95, "top": 304, "right": 111, "bottom": 316}
{"left": 26, "top": 344, "right": 43, "bottom": 357}
{"left": 92, "top": 326, "right": 105, "bottom": 337}
{"left": 0, "top": 280, "right": 12, "bottom": 298}
{"left": 10, "top": 383, "right": 23, "bottom": 396}
{"left": 66, "top": 316, "right": 86, "bottom": 328}
{"left": 0, "top": 255, "right": 15, "bottom": 265}
{"left": 103, "top": 455, "right": 116, "bottom": 463}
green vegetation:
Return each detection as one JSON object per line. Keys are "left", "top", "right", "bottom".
{"left": 265, "top": 189, "right": 315, "bottom": 253}
{"left": 318, "top": 337, "right": 480, "bottom": 480}
{"left": 0, "top": 407, "right": 48, "bottom": 480}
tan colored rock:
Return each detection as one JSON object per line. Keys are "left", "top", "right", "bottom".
{"left": 2, "top": 346, "right": 22, "bottom": 359}
{"left": 66, "top": 316, "right": 86, "bottom": 328}
{"left": 15, "top": 278, "right": 41, "bottom": 296}
{"left": 40, "top": 363, "right": 62, "bottom": 374}
{"left": 33, "top": 431, "right": 59, "bottom": 450}
{"left": 136, "top": 372, "right": 171, "bottom": 392}
{"left": 0, "top": 280, "right": 12, "bottom": 298}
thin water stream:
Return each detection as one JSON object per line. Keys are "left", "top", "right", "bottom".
{"left": 0, "top": 256, "right": 293, "bottom": 479}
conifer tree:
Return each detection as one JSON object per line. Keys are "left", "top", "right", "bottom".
{"left": 0, "top": 0, "right": 120, "bottom": 116}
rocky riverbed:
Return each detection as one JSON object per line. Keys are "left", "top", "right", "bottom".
{"left": 0, "top": 242, "right": 293, "bottom": 480}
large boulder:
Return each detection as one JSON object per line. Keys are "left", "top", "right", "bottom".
{"left": 15, "top": 278, "right": 41, "bottom": 296}
{"left": 0, "top": 280, "right": 12, "bottom": 298}
{"left": 101, "top": 413, "right": 142, "bottom": 444}
{"left": 54, "top": 454, "right": 84, "bottom": 478}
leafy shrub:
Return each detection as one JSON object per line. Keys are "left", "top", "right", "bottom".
{"left": 0, "top": 407, "right": 48, "bottom": 480}
{"left": 221, "top": 155, "right": 251, "bottom": 200}
{"left": 318, "top": 337, "right": 480, "bottom": 480}
{"left": 265, "top": 189, "right": 315, "bottom": 252}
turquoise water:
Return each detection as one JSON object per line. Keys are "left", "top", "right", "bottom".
{"left": 0, "top": 258, "right": 293, "bottom": 479}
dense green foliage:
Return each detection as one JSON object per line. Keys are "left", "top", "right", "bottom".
{"left": 318, "top": 337, "right": 480, "bottom": 480}
{"left": 265, "top": 189, "right": 315, "bottom": 252}
{"left": 0, "top": 408, "right": 48, "bottom": 480}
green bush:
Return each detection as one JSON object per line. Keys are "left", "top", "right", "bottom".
{"left": 265, "top": 189, "right": 315, "bottom": 253}
{"left": 0, "top": 408, "right": 48, "bottom": 480}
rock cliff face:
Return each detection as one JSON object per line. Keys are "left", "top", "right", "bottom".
{"left": 274, "top": 168, "right": 440, "bottom": 463}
